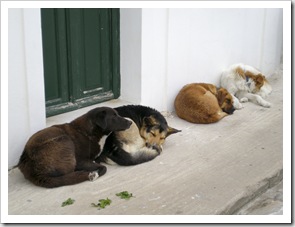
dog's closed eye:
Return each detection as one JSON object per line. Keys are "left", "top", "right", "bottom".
{"left": 150, "top": 131, "right": 156, "bottom": 137}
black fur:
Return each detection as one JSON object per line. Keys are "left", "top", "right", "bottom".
{"left": 115, "top": 105, "right": 169, "bottom": 131}
{"left": 18, "top": 107, "right": 131, "bottom": 188}
{"left": 96, "top": 105, "right": 180, "bottom": 166}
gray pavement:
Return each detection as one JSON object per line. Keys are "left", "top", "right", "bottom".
{"left": 236, "top": 180, "right": 283, "bottom": 215}
{"left": 8, "top": 66, "right": 284, "bottom": 220}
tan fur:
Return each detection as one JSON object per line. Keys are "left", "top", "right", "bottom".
{"left": 140, "top": 127, "right": 166, "bottom": 148}
{"left": 174, "top": 83, "right": 235, "bottom": 124}
{"left": 235, "top": 67, "right": 246, "bottom": 79}
{"left": 138, "top": 115, "right": 179, "bottom": 149}
{"left": 116, "top": 118, "right": 146, "bottom": 152}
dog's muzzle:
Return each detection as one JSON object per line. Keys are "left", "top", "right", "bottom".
{"left": 227, "top": 107, "right": 236, "bottom": 115}
{"left": 146, "top": 143, "right": 162, "bottom": 153}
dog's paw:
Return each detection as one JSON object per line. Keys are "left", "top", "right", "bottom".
{"left": 88, "top": 166, "right": 107, "bottom": 181}
{"left": 88, "top": 171, "right": 99, "bottom": 182}
{"left": 146, "top": 143, "right": 162, "bottom": 154}
{"left": 257, "top": 96, "right": 271, "bottom": 108}
{"left": 150, "top": 144, "right": 161, "bottom": 154}
{"left": 233, "top": 102, "right": 243, "bottom": 110}
{"left": 97, "top": 165, "right": 107, "bottom": 177}
{"left": 240, "top": 97, "right": 248, "bottom": 103}
{"left": 262, "top": 101, "right": 271, "bottom": 108}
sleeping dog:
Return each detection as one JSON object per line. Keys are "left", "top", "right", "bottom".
{"left": 97, "top": 105, "right": 181, "bottom": 166}
{"left": 18, "top": 107, "right": 131, "bottom": 188}
{"left": 174, "top": 83, "right": 235, "bottom": 124}
{"left": 220, "top": 63, "right": 272, "bottom": 109}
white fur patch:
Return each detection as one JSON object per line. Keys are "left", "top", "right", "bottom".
{"left": 88, "top": 171, "right": 99, "bottom": 181}
{"left": 221, "top": 63, "right": 272, "bottom": 108}
{"left": 104, "top": 158, "right": 118, "bottom": 165}
{"left": 96, "top": 134, "right": 109, "bottom": 158}
{"left": 116, "top": 118, "right": 146, "bottom": 154}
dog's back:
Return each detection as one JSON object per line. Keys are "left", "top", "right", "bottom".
{"left": 220, "top": 63, "right": 272, "bottom": 108}
{"left": 221, "top": 63, "right": 272, "bottom": 94}
{"left": 18, "top": 107, "right": 132, "bottom": 188}
{"left": 175, "top": 83, "right": 228, "bottom": 124}
{"left": 18, "top": 126, "right": 84, "bottom": 188}
{"left": 114, "top": 105, "right": 167, "bottom": 129}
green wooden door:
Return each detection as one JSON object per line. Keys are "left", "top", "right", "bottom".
{"left": 41, "top": 9, "right": 120, "bottom": 117}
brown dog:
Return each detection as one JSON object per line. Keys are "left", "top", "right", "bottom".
{"left": 18, "top": 107, "right": 131, "bottom": 188}
{"left": 174, "top": 83, "right": 235, "bottom": 124}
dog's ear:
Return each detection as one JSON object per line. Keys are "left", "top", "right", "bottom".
{"left": 206, "top": 84, "right": 218, "bottom": 96}
{"left": 166, "top": 126, "right": 181, "bottom": 137}
{"left": 95, "top": 110, "right": 107, "bottom": 130}
{"left": 255, "top": 74, "right": 264, "bottom": 87}
{"left": 217, "top": 88, "right": 226, "bottom": 106}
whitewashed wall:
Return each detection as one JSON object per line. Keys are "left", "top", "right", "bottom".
{"left": 120, "top": 9, "right": 142, "bottom": 104}
{"left": 8, "top": 9, "right": 45, "bottom": 168}
{"left": 120, "top": 8, "right": 283, "bottom": 111}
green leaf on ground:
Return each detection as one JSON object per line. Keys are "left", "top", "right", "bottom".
{"left": 116, "top": 191, "right": 134, "bottom": 200}
{"left": 91, "top": 198, "right": 112, "bottom": 209}
{"left": 61, "top": 198, "right": 75, "bottom": 207}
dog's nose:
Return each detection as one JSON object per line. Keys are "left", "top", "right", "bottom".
{"left": 229, "top": 107, "right": 235, "bottom": 114}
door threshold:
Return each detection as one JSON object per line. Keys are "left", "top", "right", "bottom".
{"left": 46, "top": 99, "right": 134, "bottom": 127}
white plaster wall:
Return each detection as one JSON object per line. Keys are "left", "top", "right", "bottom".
{"left": 141, "top": 9, "right": 169, "bottom": 110}
{"left": 8, "top": 9, "right": 45, "bottom": 168}
{"left": 120, "top": 9, "right": 142, "bottom": 104}
{"left": 121, "top": 8, "right": 283, "bottom": 112}
{"left": 260, "top": 8, "right": 283, "bottom": 73}
{"left": 166, "top": 8, "right": 283, "bottom": 111}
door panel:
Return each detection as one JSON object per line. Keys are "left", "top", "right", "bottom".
{"left": 67, "top": 9, "right": 112, "bottom": 100}
{"left": 41, "top": 8, "right": 120, "bottom": 117}
{"left": 41, "top": 9, "right": 69, "bottom": 107}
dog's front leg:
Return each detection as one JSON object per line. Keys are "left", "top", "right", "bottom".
{"left": 231, "top": 94, "right": 243, "bottom": 109}
{"left": 237, "top": 92, "right": 271, "bottom": 108}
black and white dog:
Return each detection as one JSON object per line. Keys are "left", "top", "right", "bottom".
{"left": 96, "top": 105, "right": 180, "bottom": 166}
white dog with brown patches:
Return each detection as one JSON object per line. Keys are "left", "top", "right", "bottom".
{"left": 220, "top": 63, "right": 272, "bottom": 109}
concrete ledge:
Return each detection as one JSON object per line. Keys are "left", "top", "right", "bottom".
{"left": 219, "top": 168, "right": 283, "bottom": 214}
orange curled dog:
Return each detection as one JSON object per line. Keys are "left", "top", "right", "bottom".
{"left": 174, "top": 83, "right": 235, "bottom": 124}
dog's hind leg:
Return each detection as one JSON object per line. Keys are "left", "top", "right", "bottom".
{"left": 34, "top": 170, "right": 101, "bottom": 188}
{"left": 75, "top": 161, "right": 107, "bottom": 177}
{"left": 204, "top": 111, "right": 228, "bottom": 123}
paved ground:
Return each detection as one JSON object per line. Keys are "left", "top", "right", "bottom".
{"left": 7, "top": 65, "right": 285, "bottom": 222}
{"left": 236, "top": 180, "right": 283, "bottom": 215}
